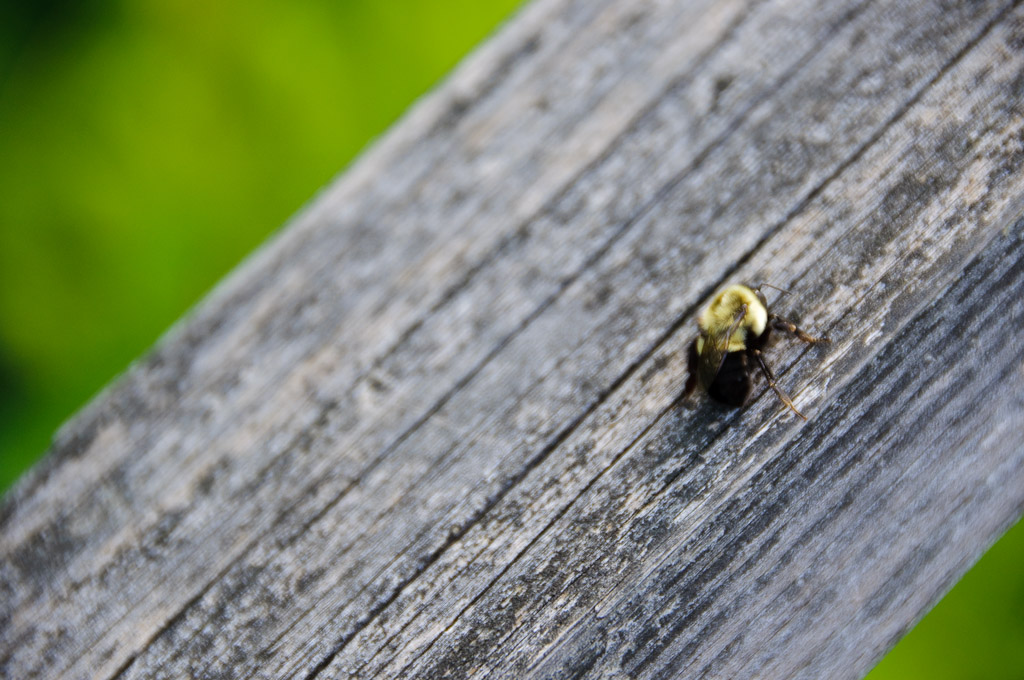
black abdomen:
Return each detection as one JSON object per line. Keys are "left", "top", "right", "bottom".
{"left": 707, "top": 351, "right": 753, "bottom": 407}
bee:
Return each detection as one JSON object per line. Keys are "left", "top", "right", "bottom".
{"left": 684, "top": 284, "right": 829, "bottom": 419}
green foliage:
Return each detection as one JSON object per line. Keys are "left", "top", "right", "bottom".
{"left": 0, "top": 0, "right": 521, "bottom": 491}
{"left": 866, "top": 517, "right": 1024, "bottom": 680}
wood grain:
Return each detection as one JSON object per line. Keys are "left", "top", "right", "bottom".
{"left": 3, "top": 0, "right": 1024, "bottom": 678}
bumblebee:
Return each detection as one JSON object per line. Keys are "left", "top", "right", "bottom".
{"left": 684, "top": 284, "right": 829, "bottom": 419}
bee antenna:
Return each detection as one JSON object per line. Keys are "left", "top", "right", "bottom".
{"left": 756, "top": 282, "right": 791, "bottom": 296}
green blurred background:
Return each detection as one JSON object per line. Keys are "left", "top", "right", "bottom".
{"left": 0, "top": 1, "right": 1020, "bottom": 677}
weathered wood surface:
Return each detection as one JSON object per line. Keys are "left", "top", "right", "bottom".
{"left": 3, "top": 0, "right": 1024, "bottom": 678}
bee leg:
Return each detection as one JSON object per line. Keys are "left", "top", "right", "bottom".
{"left": 752, "top": 349, "right": 807, "bottom": 420}
{"left": 769, "top": 315, "right": 830, "bottom": 344}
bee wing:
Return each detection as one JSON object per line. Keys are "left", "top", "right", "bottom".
{"left": 697, "top": 303, "right": 747, "bottom": 390}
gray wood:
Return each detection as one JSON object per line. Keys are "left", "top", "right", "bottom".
{"left": 3, "top": 0, "right": 1024, "bottom": 677}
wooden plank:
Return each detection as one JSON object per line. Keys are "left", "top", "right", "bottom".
{"left": 2, "top": 0, "right": 1023, "bottom": 678}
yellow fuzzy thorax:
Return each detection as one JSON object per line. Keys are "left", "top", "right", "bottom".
{"left": 697, "top": 284, "right": 767, "bottom": 352}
